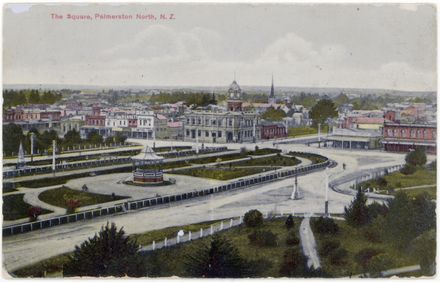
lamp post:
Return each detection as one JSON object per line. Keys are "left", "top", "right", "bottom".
{"left": 318, "top": 123, "right": 321, "bottom": 148}
{"left": 30, "top": 132, "right": 35, "bottom": 162}
{"left": 52, "top": 140, "right": 56, "bottom": 176}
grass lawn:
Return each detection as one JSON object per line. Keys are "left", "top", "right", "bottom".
{"left": 141, "top": 217, "right": 304, "bottom": 278}
{"left": 171, "top": 166, "right": 278, "bottom": 180}
{"left": 229, "top": 155, "right": 300, "bottom": 167}
{"left": 288, "top": 126, "right": 329, "bottom": 138}
{"left": 13, "top": 217, "right": 303, "bottom": 278}
{"left": 38, "top": 187, "right": 128, "bottom": 209}
{"left": 362, "top": 168, "right": 436, "bottom": 191}
{"left": 394, "top": 186, "right": 436, "bottom": 200}
{"left": 3, "top": 194, "right": 51, "bottom": 221}
{"left": 312, "top": 219, "right": 419, "bottom": 277}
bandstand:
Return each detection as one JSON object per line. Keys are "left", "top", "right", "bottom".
{"left": 131, "top": 146, "right": 165, "bottom": 185}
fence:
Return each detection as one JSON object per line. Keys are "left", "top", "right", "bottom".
{"left": 138, "top": 211, "right": 333, "bottom": 253}
{"left": 329, "top": 164, "right": 405, "bottom": 197}
{"left": 3, "top": 152, "right": 332, "bottom": 237}
{"left": 3, "top": 147, "right": 228, "bottom": 179}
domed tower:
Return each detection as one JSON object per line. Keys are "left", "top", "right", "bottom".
{"left": 227, "top": 80, "right": 243, "bottom": 111}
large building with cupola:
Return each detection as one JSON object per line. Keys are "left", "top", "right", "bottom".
{"left": 183, "top": 80, "right": 261, "bottom": 143}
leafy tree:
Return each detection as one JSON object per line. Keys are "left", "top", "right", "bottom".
{"left": 328, "top": 247, "right": 348, "bottom": 266}
{"left": 333, "top": 92, "right": 350, "bottom": 106}
{"left": 309, "top": 98, "right": 337, "bottom": 127}
{"left": 405, "top": 147, "right": 427, "bottom": 167}
{"left": 243, "top": 209, "right": 263, "bottom": 227}
{"left": 62, "top": 129, "right": 82, "bottom": 148}
{"left": 28, "top": 90, "right": 40, "bottom": 104}
{"left": 409, "top": 229, "right": 436, "bottom": 275}
{"left": 2, "top": 123, "right": 24, "bottom": 156}
{"left": 39, "top": 130, "right": 60, "bottom": 151}
{"left": 367, "top": 202, "right": 388, "bottom": 220}
{"left": 87, "top": 131, "right": 103, "bottom": 145}
{"left": 383, "top": 191, "right": 416, "bottom": 247}
{"left": 261, "top": 108, "right": 286, "bottom": 121}
{"left": 344, "top": 188, "right": 370, "bottom": 227}
{"left": 279, "top": 247, "right": 305, "bottom": 277}
{"left": 285, "top": 215, "right": 294, "bottom": 229}
{"left": 185, "top": 234, "right": 250, "bottom": 278}
{"left": 63, "top": 222, "right": 146, "bottom": 277}
{"left": 412, "top": 192, "right": 436, "bottom": 235}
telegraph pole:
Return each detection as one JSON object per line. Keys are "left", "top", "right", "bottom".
{"left": 52, "top": 140, "right": 56, "bottom": 176}
{"left": 324, "top": 167, "right": 329, "bottom": 217}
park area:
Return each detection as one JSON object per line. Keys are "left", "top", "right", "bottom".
{"left": 3, "top": 194, "right": 51, "bottom": 221}
{"left": 171, "top": 154, "right": 301, "bottom": 180}
{"left": 38, "top": 186, "right": 128, "bottom": 210}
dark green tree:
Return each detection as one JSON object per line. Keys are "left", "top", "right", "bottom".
{"left": 62, "top": 129, "right": 82, "bottom": 148}
{"left": 39, "top": 130, "right": 60, "bottom": 151}
{"left": 405, "top": 147, "right": 427, "bottom": 167}
{"left": 243, "top": 209, "right": 263, "bottom": 227}
{"left": 309, "top": 98, "right": 338, "bottom": 127}
{"left": 63, "top": 222, "right": 146, "bottom": 277}
{"left": 344, "top": 188, "right": 370, "bottom": 227}
{"left": 185, "top": 234, "right": 250, "bottom": 278}
{"left": 383, "top": 191, "right": 416, "bottom": 247}
{"left": 28, "top": 90, "right": 40, "bottom": 104}
{"left": 2, "top": 123, "right": 24, "bottom": 156}
{"left": 261, "top": 108, "right": 286, "bottom": 121}
{"left": 87, "top": 131, "right": 103, "bottom": 145}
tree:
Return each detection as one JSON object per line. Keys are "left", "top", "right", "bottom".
{"left": 243, "top": 209, "right": 263, "bottom": 227}
{"left": 383, "top": 191, "right": 416, "bottom": 247}
{"left": 63, "top": 129, "right": 82, "bottom": 148}
{"left": 368, "top": 254, "right": 393, "bottom": 276}
{"left": 354, "top": 248, "right": 383, "bottom": 273}
{"left": 400, "top": 163, "right": 416, "bottom": 175}
{"left": 261, "top": 108, "right": 286, "bottom": 121}
{"left": 309, "top": 98, "right": 338, "bottom": 127}
{"left": 28, "top": 90, "right": 40, "bottom": 104}
{"left": 185, "top": 234, "right": 250, "bottom": 278}
{"left": 344, "top": 188, "right": 370, "bottom": 227}
{"left": 87, "top": 131, "right": 103, "bottom": 145}
{"left": 63, "top": 222, "right": 146, "bottom": 277}
{"left": 2, "top": 123, "right": 24, "bottom": 156}
{"left": 285, "top": 215, "right": 294, "bottom": 229}
{"left": 405, "top": 147, "right": 427, "bottom": 167}
{"left": 409, "top": 229, "right": 436, "bottom": 275}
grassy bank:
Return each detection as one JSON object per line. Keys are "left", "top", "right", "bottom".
{"left": 171, "top": 166, "right": 278, "bottom": 180}
{"left": 312, "top": 219, "right": 419, "bottom": 277}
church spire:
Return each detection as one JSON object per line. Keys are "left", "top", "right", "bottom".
{"left": 269, "top": 74, "right": 275, "bottom": 104}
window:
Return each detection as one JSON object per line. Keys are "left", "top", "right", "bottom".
{"left": 212, "top": 119, "right": 216, "bottom": 125}
{"left": 186, "top": 129, "right": 189, "bottom": 136}
{"left": 411, "top": 129, "right": 416, "bottom": 138}
{"left": 218, "top": 131, "right": 222, "bottom": 138}
{"left": 229, "top": 119, "right": 233, "bottom": 126}
{"left": 417, "top": 130, "right": 422, "bottom": 139}
{"left": 424, "top": 130, "right": 429, "bottom": 139}
{"left": 401, "top": 129, "right": 407, "bottom": 138}
{"left": 198, "top": 130, "right": 201, "bottom": 137}
{"left": 205, "top": 131, "right": 209, "bottom": 137}
{"left": 388, "top": 129, "right": 393, "bottom": 137}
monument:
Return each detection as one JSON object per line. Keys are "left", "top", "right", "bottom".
{"left": 16, "top": 142, "right": 26, "bottom": 169}
{"left": 290, "top": 175, "right": 303, "bottom": 200}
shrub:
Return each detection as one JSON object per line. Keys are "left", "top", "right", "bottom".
{"left": 405, "top": 147, "right": 427, "bottom": 167}
{"left": 400, "top": 164, "right": 416, "bottom": 175}
{"left": 28, "top": 206, "right": 43, "bottom": 222}
{"left": 286, "top": 231, "right": 300, "bottom": 246}
{"left": 279, "top": 247, "right": 305, "bottom": 277}
{"left": 329, "top": 248, "right": 348, "bottom": 265}
{"left": 285, "top": 215, "right": 294, "bottom": 229}
{"left": 368, "top": 254, "right": 393, "bottom": 276}
{"left": 248, "top": 230, "right": 278, "bottom": 247}
{"left": 243, "top": 209, "right": 263, "bottom": 228}
{"left": 376, "top": 177, "right": 388, "bottom": 188}
{"left": 320, "top": 240, "right": 340, "bottom": 256}
{"left": 313, "top": 217, "right": 339, "bottom": 235}
{"left": 344, "top": 188, "right": 370, "bottom": 227}
{"left": 354, "top": 248, "right": 383, "bottom": 272}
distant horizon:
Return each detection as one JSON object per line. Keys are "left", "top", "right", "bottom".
{"left": 3, "top": 83, "right": 437, "bottom": 94}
